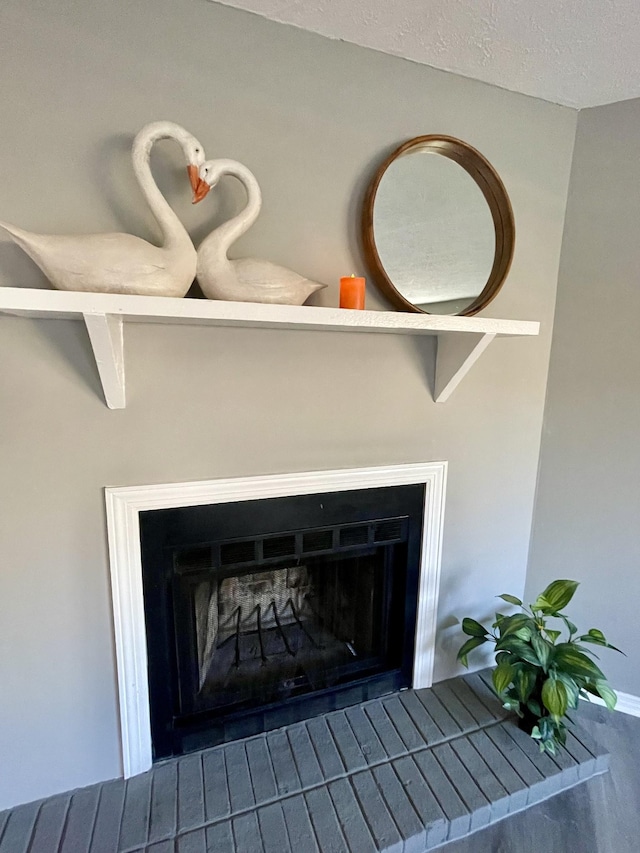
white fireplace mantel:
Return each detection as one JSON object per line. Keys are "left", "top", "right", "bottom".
{"left": 105, "top": 462, "right": 448, "bottom": 778}
{"left": 0, "top": 287, "right": 539, "bottom": 408}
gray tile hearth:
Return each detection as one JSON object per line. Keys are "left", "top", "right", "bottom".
{"left": 0, "top": 671, "right": 610, "bottom": 853}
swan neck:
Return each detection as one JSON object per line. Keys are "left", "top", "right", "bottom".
{"left": 215, "top": 163, "right": 262, "bottom": 252}
{"left": 131, "top": 124, "right": 191, "bottom": 248}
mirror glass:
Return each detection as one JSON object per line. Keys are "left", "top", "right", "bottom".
{"left": 373, "top": 150, "right": 495, "bottom": 314}
{"left": 363, "top": 136, "right": 515, "bottom": 317}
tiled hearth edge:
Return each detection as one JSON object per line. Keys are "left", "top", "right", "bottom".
{"left": 0, "top": 671, "right": 609, "bottom": 853}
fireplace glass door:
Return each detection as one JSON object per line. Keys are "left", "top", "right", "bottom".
{"left": 141, "top": 485, "right": 423, "bottom": 759}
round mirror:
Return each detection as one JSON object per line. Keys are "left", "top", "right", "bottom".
{"left": 362, "top": 136, "right": 515, "bottom": 316}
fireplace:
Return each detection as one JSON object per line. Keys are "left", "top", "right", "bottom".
{"left": 105, "top": 462, "right": 446, "bottom": 777}
{"left": 140, "top": 485, "right": 423, "bottom": 759}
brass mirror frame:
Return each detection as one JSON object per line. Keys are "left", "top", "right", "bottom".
{"left": 362, "top": 135, "right": 515, "bottom": 317}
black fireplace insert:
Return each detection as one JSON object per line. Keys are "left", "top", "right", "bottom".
{"left": 140, "top": 484, "right": 424, "bottom": 759}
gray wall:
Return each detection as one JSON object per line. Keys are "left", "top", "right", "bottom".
{"left": 0, "top": 0, "right": 576, "bottom": 809}
{"left": 527, "top": 99, "right": 640, "bottom": 696}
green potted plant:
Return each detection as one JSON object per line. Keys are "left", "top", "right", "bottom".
{"left": 457, "top": 579, "right": 623, "bottom": 754}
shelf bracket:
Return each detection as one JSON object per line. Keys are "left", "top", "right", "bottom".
{"left": 83, "top": 313, "right": 125, "bottom": 409}
{"left": 434, "top": 332, "right": 496, "bottom": 403}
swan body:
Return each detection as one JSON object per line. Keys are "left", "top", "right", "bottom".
{"left": 0, "top": 121, "right": 207, "bottom": 297}
{"left": 195, "top": 158, "right": 327, "bottom": 305}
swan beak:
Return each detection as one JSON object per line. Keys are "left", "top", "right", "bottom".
{"left": 188, "top": 166, "right": 210, "bottom": 203}
{"left": 187, "top": 165, "right": 200, "bottom": 193}
{"left": 192, "top": 179, "right": 210, "bottom": 204}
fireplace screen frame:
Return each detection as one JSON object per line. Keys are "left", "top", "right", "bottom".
{"left": 141, "top": 486, "right": 423, "bottom": 759}
{"left": 105, "top": 462, "right": 447, "bottom": 778}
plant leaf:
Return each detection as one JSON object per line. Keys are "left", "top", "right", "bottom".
{"left": 572, "top": 644, "right": 601, "bottom": 659}
{"left": 554, "top": 672, "right": 580, "bottom": 709}
{"left": 542, "top": 678, "right": 568, "bottom": 719}
{"left": 594, "top": 680, "right": 618, "bottom": 711}
{"left": 544, "top": 629, "right": 562, "bottom": 644}
{"left": 539, "top": 579, "right": 579, "bottom": 612}
{"left": 555, "top": 723, "right": 567, "bottom": 746}
{"left": 516, "top": 668, "right": 537, "bottom": 704}
{"left": 498, "top": 594, "right": 523, "bottom": 606}
{"left": 578, "top": 632, "right": 625, "bottom": 654}
{"left": 494, "top": 636, "right": 542, "bottom": 666}
{"left": 531, "top": 633, "right": 553, "bottom": 671}
{"left": 462, "top": 618, "right": 489, "bottom": 638}
{"left": 514, "top": 626, "right": 532, "bottom": 642}
{"left": 526, "top": 698, "right": 542, "bottom": 717}
{"left": 537, "top": 716, "right": 554, "bottom": 741}
{"left": 500, "top": 613, "right": 529, "bottom": 637}
{"left": 554, "top": 644, "right": 606, "bottom": 681}
{"left": 499, "top": 614, "right": 534, "bottom": 639}
{"left": 587, "top": 628, "right": 606, "bottom": 643}
{"left": 577, "top": 634, "right": 607, "bottom": 647}
{"left": 493, "top": 660, "right": 517, "bottom": 694}
{"left": 457, "top": 635, "right": 487, "bottom": 667}
{"left": 532, "top": 595, "right": 552, "bottom": 612}
{"left": 559, "top": 614, "right": 578, "bottom": 637}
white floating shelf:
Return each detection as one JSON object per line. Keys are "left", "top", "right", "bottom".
{"left": 0, "top": 287, "right": 539, "bottom": 408}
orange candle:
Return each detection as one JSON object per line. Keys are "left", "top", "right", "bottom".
{"left": 340, "top": 274, "right": 366, "bottom": 310}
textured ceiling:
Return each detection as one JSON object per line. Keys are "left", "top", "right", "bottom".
{"left": 210, "top": 0, "right": 640, "bottom": 108}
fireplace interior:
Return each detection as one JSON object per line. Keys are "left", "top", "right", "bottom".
{"left": 140, "top": 484, "right": 424, "bottom": 760}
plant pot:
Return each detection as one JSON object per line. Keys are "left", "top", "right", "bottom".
{"left": 517, "top": 707, "right": 540, "bottom": 736}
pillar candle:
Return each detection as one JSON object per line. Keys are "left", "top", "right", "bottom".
{"left": 340, "top": 275, "right": 366, "bottom": 310}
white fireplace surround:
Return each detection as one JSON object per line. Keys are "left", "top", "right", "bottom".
{"left": 105, "top": 461, "right": 448, "bottom": 778}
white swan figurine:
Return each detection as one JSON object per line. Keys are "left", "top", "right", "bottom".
{"left": 193, "top": 158, "right": 327, "bottom": 305}
{"left": 0, "top": 121, "right": 209, "bottom": 297}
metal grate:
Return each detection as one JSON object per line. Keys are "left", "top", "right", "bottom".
{"left": 262, "top": 535, "right": 296, "bottom": 560}
{"left": 374, "top": 519, "right": 404, "bottom": 543}
{"left": 184, "top": 517, "right": 409, "bottom": 574}
{"left": 339, "top": 525, "right": 369, "bottom": 547}
{"left": 220, "top": 540, "right": 256, "bottom": 567}
{"left": 302, "top": 529, "right": 334, "bottom": 553}
{"left": 174, "top": 547, "right": 212, "bottom": 573}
